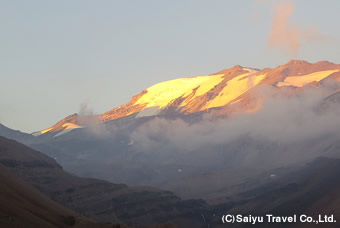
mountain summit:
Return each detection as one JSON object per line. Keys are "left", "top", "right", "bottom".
{"left": 39, "top": 60, "right": 340, "bottom": 135}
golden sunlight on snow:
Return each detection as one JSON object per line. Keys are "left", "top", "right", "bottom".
{"left": 40, "top": 123, "right": 82, "bottom": 134}
{"left": 277, "top": 70, "right": 339, "bottom": 87}
{"left": 205, "top": 73, "right": 267, "bottom": 109}
{"left": 62, "top": 123, "right": 82, "bottom": 130}
{"left": 40, "top": 127, "right": 54, "bottom": 134}
{"left": 135, "top": 74, "right": 225, "bottom": 108}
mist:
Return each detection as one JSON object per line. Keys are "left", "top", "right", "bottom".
{"left": 130, "top": 84, "right": 340, "bottom": 154}
{"left": 30, "top": 81, "right": 340, "bottom": 199}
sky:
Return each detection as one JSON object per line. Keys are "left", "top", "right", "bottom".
{"left": 1, "top": 0, "right": 340, "bottom": 133}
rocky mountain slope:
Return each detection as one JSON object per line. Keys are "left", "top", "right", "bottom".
{"left": 209, "top": 157, "right": 340, "bottom": 228}
{"left": 0, "top": 136, "right": 207, "bottom": 228}
{"left": 0, "top": 163, "right": 114, "bottom": 228}
{"left": 2, "top": 134, "right": 340, "bottom": 228}
{"left": 37, "top": 60, "right": 340, "bottom": 135}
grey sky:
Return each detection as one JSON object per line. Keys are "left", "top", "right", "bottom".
{"left": 1, "top": 0, "right": 340, "bottom": 133}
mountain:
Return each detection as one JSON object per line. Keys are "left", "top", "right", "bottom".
{"left": 38, "top": 60, "right": 340, "bottom": 135}
{"left": 15, "top": 60, "right": 339, "bottom": 201}
{"left": 1, "top": 59, "right": 340, "bottom": 227}
{"left": 2, "top": 134, "right": 340, "bottom": 228}
{"left": 2, "top": 60, "right": 339, "bottom": 206}
{"left": 0, "top": 123, "right": 37, "bottom": 144}
{"left": 0, "top": 163, "right": 113, "bottom": 228}
{"left": 0, "top": 136, "right": 207, "bottom": 228}
{"left": 209, "top": 157, "right": 340, "bottom": 228}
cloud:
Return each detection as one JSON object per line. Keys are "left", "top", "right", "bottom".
{"left": 130, "top": 83, "right": 340, "bottom": 154}
{"left": 79, "top": 99, "right": 94, "bottom": 116}
{"left": 267, "top": 1, "right": 297, "bottom": 55}
{"left": 77, "top": 100, "right": 111, "bottom": 137}
{"left": 267, "top": 0, "right": 329, "bottom": 56}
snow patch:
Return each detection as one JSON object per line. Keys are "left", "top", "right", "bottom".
{"left": 136, "top": 106, "right": 161, "bottom": 118}
{"left": 277, "top": 70, "right": 339, "bottom": 87}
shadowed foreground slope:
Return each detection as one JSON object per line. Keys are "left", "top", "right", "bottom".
{"left": 0, "top": 163, "right": 113, "bottom": 228}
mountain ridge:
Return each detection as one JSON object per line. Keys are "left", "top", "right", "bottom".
{"left": 38, "top": 60, "right": 340, "bottom": 135}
